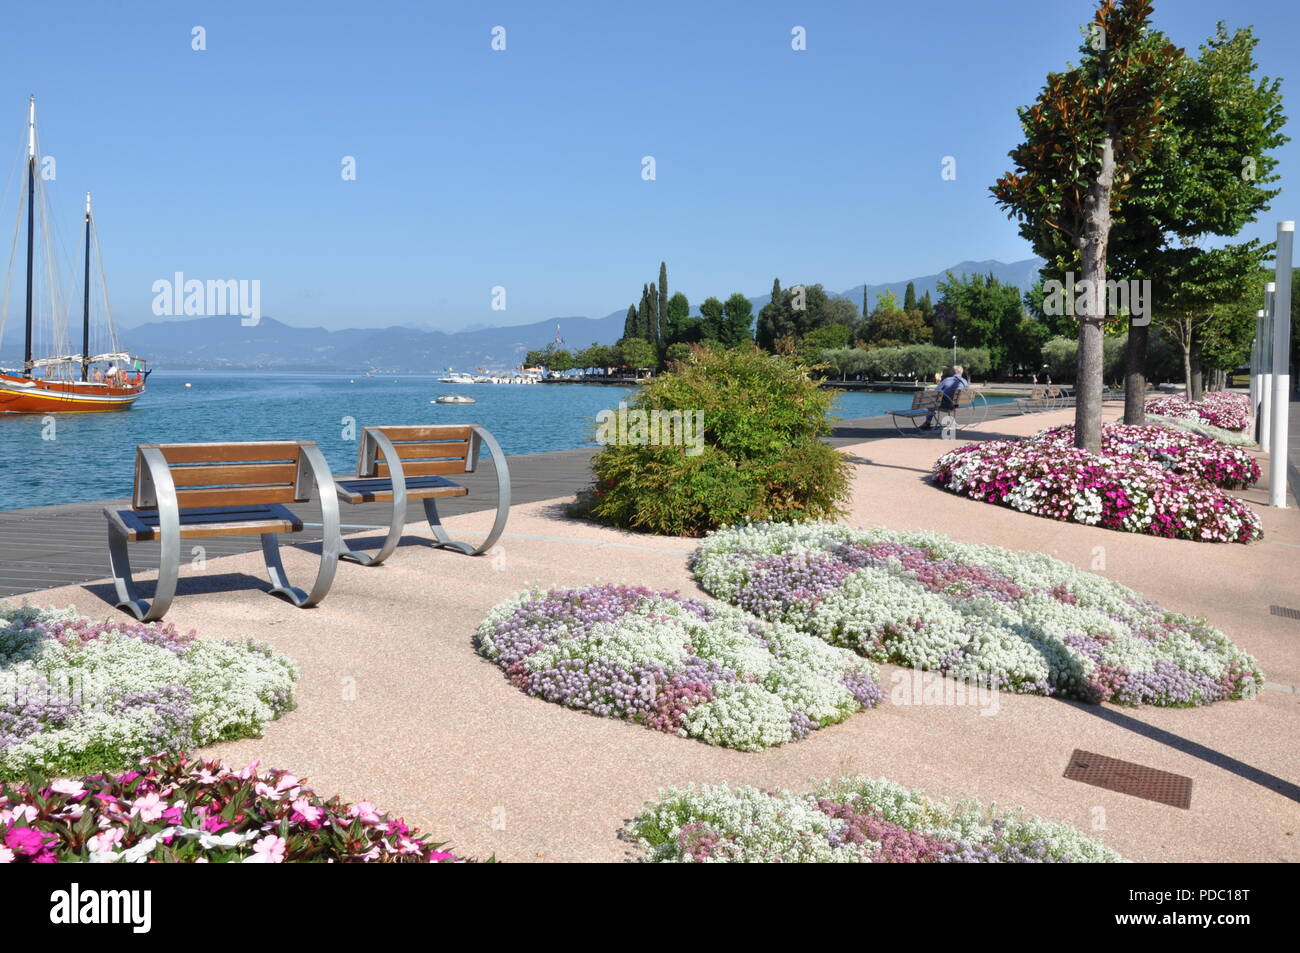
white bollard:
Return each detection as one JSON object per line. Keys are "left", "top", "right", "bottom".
{"left": 1261, "top": 285, "right": 1274, "bottom": 454}
{"left": 1269, "top": 223, "right": 1294, "bottom": 508}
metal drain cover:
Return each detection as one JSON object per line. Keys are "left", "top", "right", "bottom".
{"left": 1063, "top": 749, "right": 1192, "bottom": 809}
{"left": 1269, "top": 605, "right": 1300, "bottom": 621}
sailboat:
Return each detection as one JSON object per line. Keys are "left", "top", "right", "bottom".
{"left": 0, "top": 97, "right": 147, "bottom": 413}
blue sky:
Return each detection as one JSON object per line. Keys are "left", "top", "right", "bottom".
{"left": 1, "top": 0, "right": 1295, "bottom": 332}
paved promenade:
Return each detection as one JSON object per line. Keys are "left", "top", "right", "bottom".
{"left": 13, "top": 402, "right": 1298, "bottom": 863}
{"left": 1, "top": 401, "right": 1035, "bottom": 597}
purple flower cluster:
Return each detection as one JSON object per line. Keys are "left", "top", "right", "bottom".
{"left": 696, "top": 527, "right": 1264, "bottom": 707}
{"left": 37, "top": 616, "right": 197, "bottom": 655}
{"left": 477, "top": 584, "right": 882, "bottom": 750}
{"left": 817, "top": 797, "right": 957, "bottom": 862}
{"left": 1033, "top": 424, "right": 1260, "bottom": 488}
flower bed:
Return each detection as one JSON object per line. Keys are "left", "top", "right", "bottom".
{"left": 0, "top": 605, "right": 297, "bottom": 779}
{"left": 476, "top": 584, "right": 883, "bottom": 751}
{"left": 1031, "top": 424, "right": 1260, "bottom": 489}
{"left": 1148, "top": 413, "right": 1257, "bottom": 447}
{"left": 1146, "top": 392, "right": 1251, "bottom": 432}
{"left": 692, "top": 523, "right": 1263, "bottom": 705}
{"left": 0, "top": 753, "right": 464, "bottom": 862}
{"left": 932, "top": 440, "right": 1261, "bottom": 543}
{"left": 628, "top": 776, "right": 1123, "bottom": 862}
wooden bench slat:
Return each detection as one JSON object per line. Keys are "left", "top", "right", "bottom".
{"left": 385, "top": 440, "right": 471, "bottom": 461}
{"left": 152, "top": 442, "right": 301, "bottom": 464}
{"left": 374, "top": 458, "right": 469, "bottom": 478}
{"left": 368, "top": 425, "right": 474, "bottom": 442}
{"left": 167, "top": 463, "right": 300, "bottom": 487}
{"left": 173, "top": 485, "right": 300, "bottom": 509}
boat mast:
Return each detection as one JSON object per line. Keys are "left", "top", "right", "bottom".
{"left": 23, "top": 96, "right": 35, "bottom": 378}
{"left": 82, "top": 192, "right": 91, "bottom": 381}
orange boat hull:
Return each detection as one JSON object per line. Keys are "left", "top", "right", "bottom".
{"left": 0, "top": 373, "right": 144, "bottom": 413}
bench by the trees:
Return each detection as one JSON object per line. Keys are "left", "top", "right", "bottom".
{"left": 104, "top": 441, "right": 340, "bottom": 621}
{"left": 333, "top": 424, "right": 510, "bottom": 566}
{"left": 886, "top": 389, "right": 985, "bottom": 436}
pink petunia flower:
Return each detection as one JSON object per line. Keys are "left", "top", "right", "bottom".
{"left": 129, "top": 792, "right": 166, "bottom": 823}
{"left": 250, "top": 835, "right": 286, "bottom": 863}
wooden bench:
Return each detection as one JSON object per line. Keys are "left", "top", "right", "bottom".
{"left": 332, "top": 424, "right": 510, "bottom": 566}
{"left": 104, "top": 441, "right": 340, "bottom": 621}
{"left": 1016, "top": 386, "right": 1048, "bottom": 413}
{"left": 886, "top": 388, "right": 980, "bottom": 436}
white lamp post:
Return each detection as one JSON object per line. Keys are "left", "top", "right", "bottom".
{"left": 1268, "top": 221, "right": 1294, "bottom": 508}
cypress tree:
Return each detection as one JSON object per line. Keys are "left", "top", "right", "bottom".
{"left": 862, "top": 286, "right": 869, "bottom": 318}
{"left": 624, "top": 305, "right": 637, "bottom": 340}
{"left": 903, "top": 281, "right": 917, "bottom": 312}
{"left": 648, "top": 283, "right": 660, "bottom": 347}
{"left": 638, "top": 285, "right": 652, "bottom": 341}
{"left": 658, "top": 262, "right": 668, "bottom": 348}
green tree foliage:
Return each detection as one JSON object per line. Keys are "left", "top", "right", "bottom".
{"left": 698, "top": 296, "right": 726, "bottom": 341}
{"left": 623, "top": 305, "right": 637, "bottom": 341}
{"left": 581, "top": 346, "right": 850, "bottom": 536}
{"left": 576, "top": 343, "right": 618, "bottom": 370}
{"left": 658, "top": 262, "right": 669, "bottom": 348}
{"left": 545, "top": 348, "right": 574, "bottom": 373}
{"left": 617, "top": 337, "right": 657, "bottom": 372}
{"left": 863, "top": 309, "right": 928, "bottom": 348}
{"left": 991, "top": 0, "right": 1183, "bottom": 452}
{"left": 664, "top": 341, "right": 695, "bottom": 365}
{"left": 903, "top": 281, "right": 918, "bottom": 312}
{"left": 757, "top": 282, "right": 842, "bottom": 350}
{"left": 873, "top": 289, "right": 900, "bottom": 314}
{"left": 936, "top": 272, "right": 1025, "bottom": 371}
{"left": 1110, "top": 22, "right": 1287, "bottom": 415}
{"left": 720, "top": 293, "right": 755, "bottom": 346}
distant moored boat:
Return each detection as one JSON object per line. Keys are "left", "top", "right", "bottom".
{"left": 0, "top": 97, "right": 148, "bottom": 413}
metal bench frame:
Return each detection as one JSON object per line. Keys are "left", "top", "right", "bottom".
{"left": 105, "top": 442, "right": 340, "bottom": 621}
{"left": 335, "top": 424, "right": 510, "bottom": 566}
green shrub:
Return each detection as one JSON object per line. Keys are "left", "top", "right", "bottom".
{"left": 578, "top": 345, "right": 851, "bottom": 536}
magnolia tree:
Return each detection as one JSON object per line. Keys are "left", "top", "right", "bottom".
{"left": 992, "top": 0, "right": 1181, "bottom": 453}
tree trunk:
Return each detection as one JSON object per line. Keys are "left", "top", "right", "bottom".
{"left": 1123, "top": 318, "right": 1148, "bottom": 425}
{"left": 1181, "top": 340, "right": 1193, "bottom": 401}
{"left": 1074, "top": 132, "right": 1115, "bottom": 454}
{"left": 1189, "top": 337, "right": 1203, "bottom": 402}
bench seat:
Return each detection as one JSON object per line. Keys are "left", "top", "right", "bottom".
{"left": 106, "top": 503, "right": 303, "bottom": 542}
{"left": 335, "top": 474, "right": 469, "bottom": 505}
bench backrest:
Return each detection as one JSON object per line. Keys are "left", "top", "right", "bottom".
{"left": 357, "top": 425, "right": 477, "bottom": 479}
{"left": 133, "top": 442, "right": 315, "bottom": 510}
{"left": 954, "top": 389, "right": 977, "bottom": 407}
{"left": 1029, "top": 386, "right": 1045, "bottom": 398}
{"left": 911, "top": 391, "right": 943, "bottom": 409}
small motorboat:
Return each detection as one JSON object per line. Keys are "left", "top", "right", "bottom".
{"left": 434, "top": 394, "right": 476, "bottom": 404}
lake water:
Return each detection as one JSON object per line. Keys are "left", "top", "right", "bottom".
{"left": 0, "top": 371, "right": 1010, "bottom": 510}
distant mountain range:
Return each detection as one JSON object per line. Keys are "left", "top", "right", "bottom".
{"left": 0, "top": 258, "right": 1044, "bottom": 372}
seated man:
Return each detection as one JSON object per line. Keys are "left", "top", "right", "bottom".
{"left": 923, "top": 364, "right": 969, "bottom": 429}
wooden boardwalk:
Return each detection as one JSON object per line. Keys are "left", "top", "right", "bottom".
{"left": 6, "top": 398, "right": 1290, "bottom": 599}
